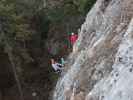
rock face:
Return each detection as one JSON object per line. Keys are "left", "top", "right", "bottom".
{"left": 53, "top": 0, "right": 133, "bottom": 100}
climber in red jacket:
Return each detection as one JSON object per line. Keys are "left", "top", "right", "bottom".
{"left": 69, "top": 32, "right": 78, "bottom": 45}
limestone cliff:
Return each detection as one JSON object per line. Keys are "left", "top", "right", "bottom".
{"left": 53, "top": 0, "right": 133, "bottom": 100}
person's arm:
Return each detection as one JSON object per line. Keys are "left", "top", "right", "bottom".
{"left": 57, "top": 63, "right": 63, "bottom": 67}
{"left": 52, "top": 64, "right": 57, "bottom": 71}
{"left": 55, "top": 63, "right": 63, "bottom": 71}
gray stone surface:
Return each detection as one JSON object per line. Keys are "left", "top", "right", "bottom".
{"left": 53, "top": 0, "right": 133, "bottom": 100}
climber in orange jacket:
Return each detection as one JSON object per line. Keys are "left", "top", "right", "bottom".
{"left": 69, "top": 32, "right": 78, "bottom": 45}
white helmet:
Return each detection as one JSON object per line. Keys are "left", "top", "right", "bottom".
{"left": 71, "top": 32, "right": 74, "bottom": 35}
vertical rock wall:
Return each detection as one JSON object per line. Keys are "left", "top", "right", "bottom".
{"left": 53, "top": 0, "right": 133, "bottom": 100}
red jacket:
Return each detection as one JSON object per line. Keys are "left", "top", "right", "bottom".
{"left": 70, "top": 34, "right": 78, "bottom": 45}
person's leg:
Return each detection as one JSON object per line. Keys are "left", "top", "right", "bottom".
{"left": 56, "top": 69, "right": 61, "bottom": 73}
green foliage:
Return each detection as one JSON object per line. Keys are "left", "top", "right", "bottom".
{"left": 63, "top": 3, "right": 79, "bottom": 16}
{"left": 0, "top": 0, "right": 96, "bottom": 43}
{"left": 50, "top": 72, "right": 59, "bottom": 81}
{"left": 46, "top": 8, "right": 65, "bottom": 23}
{"left": 0, "top": 0, "right": 32, "bottom": 42}
{"left": 83, "top": 0, "right": 97, "bottom": 13}
{"left": 35, "top": 10, "right": 50, "bottom": 39}
{"left": 73, "top": 0, "right": 96, "bottom": 14}
{"left": 46, "top": 5, "right": 78, "bottom": 23}
{"left": 0, "top": 0, "right": 50, "bottom": 44}
{"left": 45, "top": 0, "right": 96, "bottom": 23}
{"left": 0, "top": 0, "right": 97, "bottom": 97}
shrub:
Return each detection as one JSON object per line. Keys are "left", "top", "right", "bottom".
{"left": 73, "top": 0, "right": 96, "bottom": 14}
